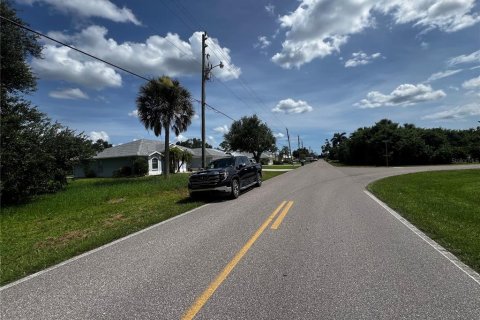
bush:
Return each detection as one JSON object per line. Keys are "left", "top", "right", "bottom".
{"left": 113, "top": 166, "right": 132, "bottom": 178}
{"left": 133, "top": 158, "right": 148, "bottom": 176}
{"left": 273, "top": 160, "right": 282, "bottom": 165}
{"left": 85, "top": 169, "right": 97, "bottom": 178}
{"left": 260, "top": 158, "right": 270, "bottom": 165}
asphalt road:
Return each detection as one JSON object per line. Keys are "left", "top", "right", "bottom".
{"left": 2, "top": 161, "right": 480, "bottom": 319}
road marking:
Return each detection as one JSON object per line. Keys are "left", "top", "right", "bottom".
{"left": 364, "top": 190, "right": 480, "bottom": 286}
{"left": 182, "top": 201, "right": 287, "bottom": 320}
{"left": 271, "top": 201, "right": 294, "bottom": 230}
{"left": 0, "top": 204, "right": 210, "bottom": 291}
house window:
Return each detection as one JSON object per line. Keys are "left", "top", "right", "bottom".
{"left": 152, "top": 158, "right": 159, "bottom": 171}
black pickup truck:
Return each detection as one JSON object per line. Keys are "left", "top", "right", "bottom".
{"left": 188, "top": 156, "right": 262, "bottom": 199}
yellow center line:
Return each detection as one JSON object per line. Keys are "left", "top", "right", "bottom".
{"left": 182, "top": 200, "right": 287, "bottom": 320}
{"left": 271, "top": 201, "right": 294, "bottom": 230}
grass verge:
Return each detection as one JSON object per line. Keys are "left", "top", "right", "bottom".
{"left": 263, "top": 164, "right": 300, "bottom": 170}
{"left": 1, "top": 170, "right": 287, "bottom": 285}
{"left": 262, "top": 170, "right": 287, "bottom": 180}
{"left": 368, "top": 169, "right": 480, "bottom": 273}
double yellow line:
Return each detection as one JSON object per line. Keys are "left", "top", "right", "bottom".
{"left": 182, "top": 200, "right": 294, "bottom": 320}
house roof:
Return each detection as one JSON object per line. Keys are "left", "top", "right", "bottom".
{"left": 191, "top": 148, "right": 229, "bottom": 158}
{"left": 94, "top": 139, "right": 192, "bottom": 159}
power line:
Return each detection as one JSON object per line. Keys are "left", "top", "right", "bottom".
{"left": 1, "top": 15, "right": 235, "bottom": 123}
{"left": 0, "top": 15, "right": 152, "bottom": 82}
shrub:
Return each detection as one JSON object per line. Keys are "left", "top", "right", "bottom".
{"left": 113, "top": 166, "right": 132, "bottom": 178}
{"left": 85, "top": 169, "right": 97, "bottom": 178}
{"left": 133, "top": 158, "right": 148, "bottom": 176}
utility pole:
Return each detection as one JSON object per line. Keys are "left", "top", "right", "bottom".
{"left": 200, "top": 32, "right": 223, "bottom": 168}
{"left": 201, "top": 32, "right": 207, "bottom": 169}
{"left": 383, "top": 140, "right": 389, "bottom": 167}
{"left": 297, "top": 135, "right": 300, "bottom": 150}
{"left": 286, "top": 128, "right": 293, "bottom": 164}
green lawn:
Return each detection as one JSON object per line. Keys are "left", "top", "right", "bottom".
{"left": 263, "top": 164, "right": 300, "bottom": 169}
{"left": 368, "top": 169, "right": 480, "bottom": 273}
{"left": 262, "top": 170, "right": 287, "bottom": 180}
{"left": 0, "top": 170, "right": 287, "bottom": 285}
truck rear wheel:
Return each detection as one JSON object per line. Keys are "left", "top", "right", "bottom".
{"left": 256, "top": 172, "right": 262, "bottom": 187}
{"left": 231, "top": 179, "right": 240, "bottom": 199}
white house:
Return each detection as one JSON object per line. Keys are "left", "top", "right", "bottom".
{"left": 74, "top": 139, "right": 192, "bottom": 178}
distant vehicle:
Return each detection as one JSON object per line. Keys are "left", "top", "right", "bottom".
{"left": 188, "top": 156, "right": 262, "bottom": 199}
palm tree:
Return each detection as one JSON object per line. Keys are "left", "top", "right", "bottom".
{"left": 136, "top": 76, "right": 194, "bottom": 177}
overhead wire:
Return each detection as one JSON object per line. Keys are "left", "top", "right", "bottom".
{"left": 0, "top": 14, "right": 235, "bottom": 122}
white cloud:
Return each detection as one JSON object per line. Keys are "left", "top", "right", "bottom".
{"left": 421, "top": 41, "right": 429, "bottom": 49}
{"left": 213, "top": 125, "right": 229, "bottom": 134}
{"left": 175, "top": 134, "right": 188, "bottom": 142}
{"left": 49, "top": 88, "right": 88, "bottom": 99}
{"left": 462, "top": 76, "right": 480, "bottom": 90}
{"left": 448, "top": 49, "right": 480, "bottom": 66}
{"left": 272, "top": 0, "right": 480, "bottom": 68}
{"left": 34, "top": 26, "right": 240, "bottom": 87}
{"left": 265, "top": 4, "right": 275, "bottom": 16}
{"left": 422, "top": 102, "right": 480, "bottom": 120}
{"left": 345, "top": 51, "right": 382, "bottom": 68}
{"left": 272, "top": 99, "right": 314, "bottom": 114}
{"left": 426, "top": 69, "right": 463, "bottom": 82}
{"left": 274, "top": 132, "right": 285, "bottom": 139}
{"left": 193, "top": 114, "right": 200, "bottom": 120}
{"left": 128, "top": 110, "right": 138, "bottom": 117}
{"left": 207, "top": 135, "right": 217, "bottom": 146}
{"left": 254, "top": 36, "right": 271, "bottom": 49}
{"left": 20, "top": 0, "right": 140, "bottom": 25}
{"left": 356, "top": 83, "right": 446, "bottom": 108}
{"left": 90, "top": 131, "right": 109, "bottom": 141}
{"left": 31, "top": 45, "right": 122, "bottom": 89}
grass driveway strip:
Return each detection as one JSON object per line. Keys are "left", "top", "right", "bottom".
{"left": 368, "top": 169, "right": 480, "bottom": 273}
{"left": 1, "top": 171, "right": 288, "bottom": 285}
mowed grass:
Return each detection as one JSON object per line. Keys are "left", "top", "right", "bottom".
{"left": 0, "top": 170, "right": 287, "bottom": 285}
{"left": 368, "top": 169, "right": 480, "bottom": 273}
{"left": 262, "top": 170, "right": 287, "bottom": 180}
{"left": 263, "top": 164, "right": 300, "bottom": 169}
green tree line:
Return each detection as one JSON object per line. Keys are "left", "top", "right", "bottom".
{"left": 322, "top": 119, "right": 480, "bottom": 166}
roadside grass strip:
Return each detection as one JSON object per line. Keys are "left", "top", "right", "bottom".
{"left": 368, "top": 169, "right": 480, "bottom": 275}
{"left": 183, "top": 200, "right": 294, "bottom": 320}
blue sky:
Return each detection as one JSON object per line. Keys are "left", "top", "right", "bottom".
{"left": 13, "top": 0, "right": 480, "bottom": 152}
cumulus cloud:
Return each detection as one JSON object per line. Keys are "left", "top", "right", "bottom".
{"left": 448, "top": 49, "right": 480, "bottom": 66}
{"left": 462, "top": 75, "right": 480, "bottom": 90}
{"left": 422, "top": 102, "right": 480, "bottom": 120}
{"left": 254, "top": 36, "right": 271, "bottom": 49}
{"left": 128, "top": 110, "right": 138, "bottom": 117}
{"left": 272, "top": 0, "right": 480, "bottom": 68}
{"left": 265, "top": 4, "right": 275, "bottom": 15}
{"left": 213, "top": 125, "right": 229, "bottom": 134}
{"left": 426, "top": 69, "right": 463, "bottom": 82}
{"left": 19, "top": 0, "right": 141, "bottom": 25}
{"left": 49, "top": 88, "right": 88, "bottom": 99}
{"left": 272, "top": 99, "right": 314, "bottom": 114}
{"left": 33, "top": 26, "right": 240, "bottom": 88}
{"left": 356, "top": 83, "right": 446, "bottom": 108}
{"left": 31, "top": 45, "right": 122, "bottom": 89}
{"left": 175, "top": 134, "right": 188, "bottom": 142}
{"left": 345, "top": 51, "right": 382, "bottom": 68}
{"left": 274, "top": 132, "right": 285, "bottom": 139}
{"left": 90, "top": 131, "right": 109, "bottom": 141}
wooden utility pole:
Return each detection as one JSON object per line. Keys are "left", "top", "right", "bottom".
{"left": 201, "top": 32, "right": 207, "bottom": 169}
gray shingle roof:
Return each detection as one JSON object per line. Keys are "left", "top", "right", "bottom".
{"left": 191, "top": 148, "right": 229, "bottom": 157}
{"left": 94, "top": 139, "right": 192, "bottom": 159}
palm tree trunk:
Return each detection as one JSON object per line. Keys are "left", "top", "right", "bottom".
{"left": 164, "top": 126, "right": 170, "bottom": 178}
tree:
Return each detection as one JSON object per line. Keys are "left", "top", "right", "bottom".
{"left": 292, "top": 147, "right": 309, "bottom": 160}
{"left": 219, "top": 140, "right": 231, "bottom": 152}
{"left": 176, "top": 138, "right": 211, "bottom": 149}
{"left": 0, "top": 1, "right": 42, "bottom": 96}
{"left": 170, "top": 147, "right": 193, "bottom": 173}
{"left": 136, "top": 76, "right": 194, "bottom": 177}
{"left": 92, "top": 139, "right": 112, "bottom": 152}
{"left": 1, "top": 2, "right": 96, "bottom": 204}
{"left": 224, "top": 115, "right": 276, "bottom": 163}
